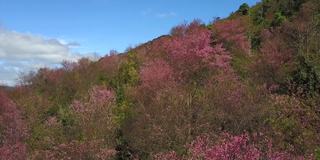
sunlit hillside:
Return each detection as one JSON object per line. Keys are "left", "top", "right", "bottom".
{"left": 1, "top": 0, "right": 320, "bottom": 159}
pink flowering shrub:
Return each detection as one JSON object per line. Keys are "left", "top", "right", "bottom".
{"left": 191, "top": 133, "right": 261, "bottom": 160}
{"left": 200, "top": 70, "right": 272, "bottom": 135}
{"left": 98, "top": 53, "right": 121, "bottom": 77}
{"left": 140, "top": 59, "right": 175, "bottom": 90}
{"left": 268, "top": 95, "right": 320, "bottom": 154}
{"left": 89, "top": 86, "right": 115, "bottom": 105}
{"left": 30, "top": 86, "right": 118, "bottom": 159}
{"left": 71, "top": 86, "right": 117, "bottom": 143}
{"left": 251, "top": 29, "right": 294, "bottom": 91}
{"left": 187, "top": 135, "right": 212, "bottom": 159}
{"left": 0, "top": 143, "right": 27, "bottom": 160}
{"left": 165, "top": 20, "right": 231, "bottom": 82}
{"left": 72, "top": 86, "right": 115, "bottom": 113}
{"left": 214, "top": 18, "right": 251, "bottom": 53}
{"left": 259, "top": 30, "right": 293, "bottom": 70}
{"left": 0, "top": 91, "right": 27, "bottom": 160}
{"left": 154, "top": 133, "right": 305, "bottom": 160}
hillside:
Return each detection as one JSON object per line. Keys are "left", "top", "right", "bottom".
{"left": 1, "top": 0, "right": 320, "bottom": 159}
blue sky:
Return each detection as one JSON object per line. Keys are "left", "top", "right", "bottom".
{"left": 0, "top": 0, "right": 260, "bottom": 85}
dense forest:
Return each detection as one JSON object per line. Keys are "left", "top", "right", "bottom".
{"left": 1, "top": 0, "right": 320, "bottom": 159}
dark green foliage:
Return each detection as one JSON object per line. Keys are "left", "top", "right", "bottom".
{"left": 316, "top": 148, "right": 320, "bottom": 160}
{"left": 117, "top": 52, "right": 139, "bottom": 87}
{"left": 289, "top": 56, "right": 320, "bottom": 97}
{"left": 113, "top": 51, "right": 139, "bottom": 125}
{"left": 238, "top": 3, "right": 250, "bottom": 15}
{"left": 251, "top": 0, "right": 272, "bottom": 24}
{"left": 249, "top": 2, "right": 271, "bottom": 42}
{"left": 115, "top": 130, "right": 135, "bottom": 160}
{"left": 0, "top": 125, "right": 4, "bottom": 145}
{"left": 231, "top": 52, "right": 251, "bottom": 79}
{"left": 250, "top": 4, "right": 268, "bottom": 25}
{"left": 272, "top": 12, "right": 286, "bottom": 26}
{"left": 250, "top": 33, "right": 261, "bottom": 49}
{"left": 278, "top": 0, "right": 305, "bottom": 16}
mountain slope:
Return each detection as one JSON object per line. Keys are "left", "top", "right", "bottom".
{"left": 2, "top": 0, "right": 320, "bottom": 159}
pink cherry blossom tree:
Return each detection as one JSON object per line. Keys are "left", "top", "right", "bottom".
{"left": 71, "top": 86, "right": 117, "bottom": 144}
{"left": 214, "top": 18, "right": 251, "bottom": 53}
{"left": 164, "top": 20, "right": 231, "bottom": 82}
{"left": 140, "top": 59, "right": 175, "bottom": 90}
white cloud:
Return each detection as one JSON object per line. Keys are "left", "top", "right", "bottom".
{"left": 155, "top": 12, "right": 177, "bottom": 18}
{"left": 141, "top": 9, "right": 177, "bottom": 19}
{"left": 0, "top": 28, "right": 97, "bottom": 86}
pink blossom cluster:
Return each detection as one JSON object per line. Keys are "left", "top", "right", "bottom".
{"left": 259, "top": 30, "right": 292, "bottom": 69}
{"left": 0, "top": 91, "right": 27, "bottom": 160}
{"left": 203, "top": 133, "right": 261, "bottom": 160}
{"left": 71, "top": 86, "right": 114, "bottom": 113}
{"left": 70, "top": 86, "right": 116, "bottom": 141}
{"left": 214, "top": 18, "right": 251, "bottom": 53}
{"left": 188, "top": 135, "right": 211, "bottom": 159}
{"left": 89, "top": 86, "right": 115, "bottom": 105}
{"left": 0, "top": 143, "right": 27, "bottom": 160}
{"left": 140, "top": 59, "right": 175, "bottom": 89}
{"left": 165, "top": 21, "right": 231, "bottom": 72}
{"left": 154, "top": 133, "right": 305, "bottom": 160}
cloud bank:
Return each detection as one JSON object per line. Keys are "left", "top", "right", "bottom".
{"left": 0, "top": 28, "right": 97, "bottom": 86}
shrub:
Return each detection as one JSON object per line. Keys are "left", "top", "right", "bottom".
{"left": 0, "top": 91, "right": 27, "bottom": 160}
{"left": 268, "top": 95, "right": 320, "bottom": 154}
{"left": 71, "top": 86, "right": 117, "bottom": 143}
{"left": 272, "top": 12, "right": 286, "bottom": 27}
{"left": 154, "top": 133, "right": 303, "bottom": 160}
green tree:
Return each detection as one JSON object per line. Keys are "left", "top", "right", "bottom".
{"left": 112, "top": 51, "right": 140, "bottom": 160}
{"left": 238, "top": 3, "right": 250, "bottom": 15}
